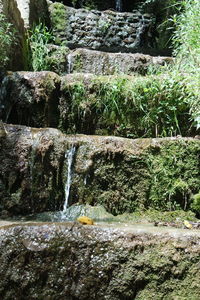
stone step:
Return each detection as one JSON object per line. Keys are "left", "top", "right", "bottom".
{"left": 0, "top": 71, "right": 195, "bottom": 138}
{"left": 66, "top": 48, "right": 173, "bottom": 75}
{"left": 1, "top": 123, "right": 200, "bottom": 216}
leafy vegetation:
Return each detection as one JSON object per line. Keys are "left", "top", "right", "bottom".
{"left": 60, "top": 74, "right": 194, "bottom": 138}
{"left": 147, "top": 140, "right": 200, "bottom": 211}
{"left": 172, "top": 0, "right": 200, "bottom": 130}
{"left": 28, "top": 23, "right": 55, "bottom": 71}
{"left": 0, "top": 13, "right": 17, "bottom": 70}
{"left": 191, "top": 192, "right": 200, "bottom": 216}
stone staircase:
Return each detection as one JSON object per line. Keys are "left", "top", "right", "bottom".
{"left": 1, "top": 2, "right": 200, "bottom": 299}
{"left": 0, "top": 0, "right": 199, "bottom": 216}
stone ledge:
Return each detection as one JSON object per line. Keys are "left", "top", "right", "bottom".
{"left": 0, "top": 222, "right": 199, "bottom": 299}
{"left": 0, "top": 124, "right": 200, "bottom": 216}
{"left": 66, "top": 48, "right": 173, "bottom": 75}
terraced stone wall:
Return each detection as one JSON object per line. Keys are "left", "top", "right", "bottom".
{"left": 49, "top": 3, "right": 156, "bottom": 54}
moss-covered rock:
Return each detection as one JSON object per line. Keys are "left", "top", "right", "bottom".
{"left": 0, "top": 125, "right": 65, "bottom": 216}
{"left": 64, "top": 48, "right": 173, "bottom": 75}
{"left": 0, "top": 222, "right": 200, "bottom": 299}
{"left": 48, "top": 2, "right": 68, "bottom": 45}
{"left": 1, "top": 72, "right": 197, "bottom": 138}
{"left": 0, "top": 71, "right": 61, "bottom": 127}
{"left": 0, "top": 124, "right": 199, "bottom": 217}
{"left": 46, "top": 44, "right": 69, "bottom": 74}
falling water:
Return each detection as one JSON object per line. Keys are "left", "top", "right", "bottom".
{"left": 115, "top": 0, "right": 122, "bottom": 12}
{"left": 62, "top": 146, "right": 76, "bottom": 215}
{"left": 135, "top": 15, "right": 146, "bottom": 47}
{"left": 67, "top": 53, "right": 73, "bottom": 74}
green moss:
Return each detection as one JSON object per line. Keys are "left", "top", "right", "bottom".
{"left": 147, "top": 140, "right": 200, "bottom": 211}
{"left": 69, "top": 138, "right": 200, "bottom": 216}
{"left": 46, "top": 45, "right": 69, "bottom": 74}
{"left": 71, "top": 151, "right": 150, "bottom": 215}
{"left": 73, "top": 54, "right": 83, "bottom": 72}
{"left": 49, "top": 3, "right": 67, "bottom": 45}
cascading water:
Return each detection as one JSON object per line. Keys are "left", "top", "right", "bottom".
{"left": 135, "top": 15, "right": 146, "bottom": 47}
{"left": 62, "top": 146, "right": 76, "bottom": 217}
{"left": 115, "top": 0, "right": 122, "bottom": 12}
{"left": 67, "top": 53, "right": 73, "bottom": 74}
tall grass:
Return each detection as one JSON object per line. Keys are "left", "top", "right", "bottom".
{"left": 61, "top": 74, "right": 193, "bottom": 138}
{"left": 172, "top": 0, "right": 200, "bottom": 129}
{"left": 29, "top": 23, "right": 54, "bottom": 71}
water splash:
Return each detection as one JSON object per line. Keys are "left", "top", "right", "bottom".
{"left": 115, "top": 0, "right": 122, "bottom": 12}
{"left": 67, "top": 53, "right": 73, "bottom": 74}
{"left": 62, "top": 146, "right": 76, "bottom": 215}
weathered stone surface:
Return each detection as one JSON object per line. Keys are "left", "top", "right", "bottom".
{"left": 0, "top": 222, "right": 200, "bottom": 299}
{"left": 49, "top": 0, "right": 176, "bottom": 55}
{"left": 0, "top": 124, "right": 199, "bottom": 217}
{"left": 0, "top": 125, "right": 65, "bottom": 217}
{"left": 0, "top": 71, "right": 61, "bottom": 127}
{"left": 66, "top": 48, "right": 173, "bottom": 75}
{"left": 49, "top": 3, "right": 156, "bottom": 54}
{"left": 15, "top": 0, "right": 49, "bottom": 28}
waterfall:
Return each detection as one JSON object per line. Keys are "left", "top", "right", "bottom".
{"left": 115, "top": 0, "right": 122, "bottom": 12}
{"left": 62, "top": 146, "right": 76, "bottom": 215}
{"left": 135, "top": 15, "right": 146, "bottom": 47}
{"left": 67, "top": 53, "right": 73, "bottom": 74}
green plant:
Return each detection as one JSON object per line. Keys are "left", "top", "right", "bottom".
{"left": 0, "top": 13, "right": 17, "bottom": 69}
{"left": 191, "top": 193, "right": 200, "bottom": 215}
{"left": 146, "top": 141, "right": 200, "bottom": 211}
{"left": 29, "top": 22, "right": 55, "bottom": 71}
{"left": 73, "top": 54, "right": 83, "bottom": 72}
{"left": 60, "top": 73, "right": 195, "bottom": 138}
{"left": 172, "top": 0, "right": 200, "bottom": 130}
{"left": 173, "top": 0, "right": 200, "bottom": 69}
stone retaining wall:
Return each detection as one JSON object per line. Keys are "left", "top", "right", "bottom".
{"left": 49, "top": 3, "right": 155, "bottom": 54}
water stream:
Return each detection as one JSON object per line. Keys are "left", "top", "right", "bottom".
{"left": 62, "top": 146, "right": 76, "bottom": 218}
{"left": 135, "top": 15, "right": 146, "bottom": 47}
{"left": 67, "top": 53, "right": 73, "bottom": 74}
{"left": 115, "top": 0, "right": 122, "bottom": 12}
